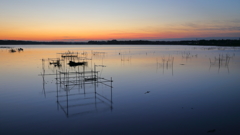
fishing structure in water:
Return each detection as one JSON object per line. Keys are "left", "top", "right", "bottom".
{"left": 209, "top": 53, "right": 234, "bottom": 73}
{"left": 39, "top": 50, "right": 113, "bottom": 117}
{"left": 156, "top": 55, "right": 174, "bottom": 75}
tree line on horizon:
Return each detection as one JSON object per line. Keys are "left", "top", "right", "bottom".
{"left": 0, "top": 39, "right": 240, "bottom": 46}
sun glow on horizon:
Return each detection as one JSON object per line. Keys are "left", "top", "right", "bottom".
{"left": 0, "top": 0, "right": 240, "bottom": 41}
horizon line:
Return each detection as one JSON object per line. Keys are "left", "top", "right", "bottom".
{"left": 1, "top": 36, "right": 240, "bottom": 42}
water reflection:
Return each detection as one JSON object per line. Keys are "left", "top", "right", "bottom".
{"left": 209, "top": 53, "right": 235, "bottom": 73}
{"left": 1, "top": 45, "right": 240, "bottom": 134}
{"left": 56, "top": 76, "right": 113, "bottom": 118}
{"left": 156, "top": 56, "right": 174, "bottom": 75}
{"left": 181, "top": 51, "right": 198, "bottom": 60}
{"left": 40, "top": 51, "right": 113, "bottom": 117}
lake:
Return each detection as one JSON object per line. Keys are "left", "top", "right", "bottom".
{"left": 0, "top": 45, "right": 240, "bottom": 135}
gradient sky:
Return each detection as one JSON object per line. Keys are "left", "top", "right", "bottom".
{"left": 0, "top": 0, "right": 240, "bottom": 41}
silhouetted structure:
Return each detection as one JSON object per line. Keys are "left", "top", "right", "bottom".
{"left": 39, "top": 50, "right": 113, "bottom": 117}
{"left": 209, "top": 53, "right": 234, "bottom": 73}
{"left": 68, "top": 61, "right": 87, "bottom": 67}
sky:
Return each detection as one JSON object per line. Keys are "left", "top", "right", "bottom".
{"left": 0, "top": 0, "right": 240, "bottom": 41}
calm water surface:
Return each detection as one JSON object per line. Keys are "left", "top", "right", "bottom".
{"left": 0, "top": 45, "right": 240, "bottom": 135}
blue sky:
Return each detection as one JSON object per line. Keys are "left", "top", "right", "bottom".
{"left": 0, "top": 0, "right": 240, "bottom": 41}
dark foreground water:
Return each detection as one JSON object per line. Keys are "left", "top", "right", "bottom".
{"left": 0, "top": 45, "right": 240, "bottom": 135}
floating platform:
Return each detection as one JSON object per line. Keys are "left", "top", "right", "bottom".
{"left": 68, "top": 61, "right": 87, "bottom": 67}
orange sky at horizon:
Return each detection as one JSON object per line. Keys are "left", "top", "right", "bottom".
{"left": 1, "top": 0, "right": 240, "bottom": 41}
{"left": 1, "top": 25, "right": 238, "bottom": 41}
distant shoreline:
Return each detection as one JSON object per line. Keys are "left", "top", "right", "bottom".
{"left": 1, "top": 39, "right": 240, "bottom": 46}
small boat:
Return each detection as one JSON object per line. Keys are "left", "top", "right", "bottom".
{"left": 18, "top": 48, "right": 24, "bottom": 51}
{"left": 9, "top": 49, "right": 16, "bottom": 53}
{"left": 68, "top": 61, "right": 87, "bottom": 66}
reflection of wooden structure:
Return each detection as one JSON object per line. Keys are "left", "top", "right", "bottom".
{"left": 121, "top": 55, "right": 131, "bottom": 61}
{"left": 56, "top": 76, "right": 113, "bottom": 117}
{"left": 181, "top": 51, "right": 198, "bottom": 61}
{"left": 157, "top": 56, "right": 174, "bottom": 75}
{"left": 92, "top": 51, "right": 106, "bottom": 56}
{"left": 209, "top": 54, "right": 233, "bottom": 73}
